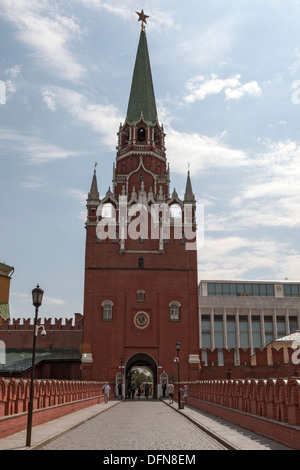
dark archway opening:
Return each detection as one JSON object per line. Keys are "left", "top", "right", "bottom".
{"left": 137, "top": 127, "right": 146, "bottom": 142}
{"left": 125, "top": 353, "right": 158, "bottom": 399}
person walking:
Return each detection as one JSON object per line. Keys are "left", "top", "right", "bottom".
{"left": 183, "top": 384, "right": 188, "bottom": 404}
{"left": 102, "top": 381, "right": 111, "bottom": 404}
{"left": 167, "top": 382, "right": 175, "bottom": 404}
{"left": 118, "top": 382, "right": 122, "bottom": 400}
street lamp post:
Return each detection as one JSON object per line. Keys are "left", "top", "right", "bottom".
{"left": 175, "top": 342, "right": 181, "bottom": 409}
{"left": 26, "top": 284, "right": 44, "bottom": 447}
{"left": 120, "top": 356, "right": 124, "bottom": 400}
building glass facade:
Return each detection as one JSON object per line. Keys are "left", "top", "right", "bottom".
{"left": 207, "top": 282, "right": 275, "bottom": 297}
{"left": 284, "top": 284, "right": 300, "bottom": 297}
{"left": 199, "top": 281, "right": 300, "bottom": 365}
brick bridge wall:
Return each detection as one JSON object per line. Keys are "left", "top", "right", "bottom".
{"left": 177, "top": 378, "right": 300, "bottom": 449}
{"left": 0, "top": 378, "right": 104, "bottom": 439}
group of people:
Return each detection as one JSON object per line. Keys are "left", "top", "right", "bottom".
{"left": 127, "top": 382, "right": 151, "bottom": 399}
{"left": 102, "top": 381, "right": 188, "bottom": 404}
{"left": 103, "top": 381, "right": 152, "bottom": 402}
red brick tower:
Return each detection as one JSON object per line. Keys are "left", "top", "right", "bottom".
{"left": 82, "top": 17, "right": 200, "bottom": 396}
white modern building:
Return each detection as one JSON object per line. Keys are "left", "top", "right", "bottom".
{"left": 199, "top": 280, "right": 300, "bottom": 365}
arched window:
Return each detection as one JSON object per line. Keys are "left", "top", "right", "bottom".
{"left": 137, "top": 127, "right": 146, "bottom": 142}
{"left": 170, "top": 204, "right": 182, "bottom": 219}
{"left": 101, "top": 203, "right": 114, "bottom": 218}
{"left": 137, "top": 290, "right": 145, "bottom": 301}
{"left": 169, "top": 301, "right": 181, "bottom": 321}
{"left": 101, "top": 300, "right": 113, "bottom": 320}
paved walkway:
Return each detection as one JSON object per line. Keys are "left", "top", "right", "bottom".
{"left": 0, "top": 400, "right": 120, "bottom": 451}
{"left": 0, "top": 398, "right": 292, "bottom": 451}
{"left": 163, "top": 400, "right": 291, "bottom": 450}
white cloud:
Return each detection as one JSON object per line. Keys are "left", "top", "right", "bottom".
{"left": 165, "top": 126, "right": 249, "bottom": 175}
{"left": 202, "top": 138, "right": 300, "bottom": 231}
{"left": 224, "top": 81, "right": 262, "bottom": 100}
{"left": 178, "top": 15, "right": 237, "bottom": 67}
{"left": 42, "top": 87, "right": 123, "bottom": 147}
{"left": 74, "top": 0, "right": 178, "bottom": 30}
{"left": 74, "top": 0, "right": 132, "bottom": 18}
{"left": 0, "top": 127, "right": 80, "bottom": 163}
{"left": 198, "top": 236, "right": 299, "bottom": 281}
{"left": 67, "top": 188, "right": 87, "bottom": 205}
{"left": 0, "top": 0, "right": 85, "bottom": 82}
{"left": 232, "top": 139, "right": 300, "bottom": 227}
{"left": 67, "top": 188, "right": 87, "bottom": 222}
{"left": 42, "top": 89, "right": 57, "bottom": 111}
{"left": 184, "top": 74, "right": 262, "bottom": 104}
{"left": 12, "top": 292, "right": 65, "bottom": 306}
{"left": 20, "top": 177, "right": 45, "bottom": 189}
{"left": 3, "top": 64, "right": 22, "bottom": 100}
{"left": 5, "top": 65, "right": 22, "bottom": 80}
{"left": 44, "top": 296, "right": 65, "bottom": 306}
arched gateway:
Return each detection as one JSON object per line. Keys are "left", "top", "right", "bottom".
{"left": 125, "top": 353, "right": 157, "bottom": 399}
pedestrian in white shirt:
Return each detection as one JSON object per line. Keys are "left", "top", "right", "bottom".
{"left": 102, "top": 381, "right": 111, "bottom": 403}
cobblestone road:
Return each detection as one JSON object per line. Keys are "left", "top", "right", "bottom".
{"left": 43, "top": 400, "right": 226, "bottom": 450}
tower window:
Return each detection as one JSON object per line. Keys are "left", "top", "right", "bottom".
{"left": 137, "top": 290, "right": 145, "bottom": 301}
{"left": 169, "top": 301, "right": 181, "bottom": 321}
{"left": 139, "top": 257, "right": 144, "bottom": 269}
{"left": 101, "top": 300, "right": 113, "bottom": 320}
{"left": 137, "top": 127, "right": 146, "bottom": 142}
{"left": 139, "top": 173, "right": 144, "bottom": 181}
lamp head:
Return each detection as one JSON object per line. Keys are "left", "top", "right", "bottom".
{"left": 32, "top": 284, "right": 44, "bottom": 308}
{"left": 175, "top": 342, "right": 181, "bottom": 352}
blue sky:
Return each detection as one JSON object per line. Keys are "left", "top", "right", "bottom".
{"left": 1, "top": 0, "right": 300, "bottom": 319}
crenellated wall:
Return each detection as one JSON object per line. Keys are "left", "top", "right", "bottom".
{"left": 0, "top": 314, "right": 83, "bottom": 349}
{"left": 199, "top": 347, "right": 298, "bottom": 380}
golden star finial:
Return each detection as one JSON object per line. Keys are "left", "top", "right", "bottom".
{"left": 136, "top": 9, "right": 149, "bottom": 31}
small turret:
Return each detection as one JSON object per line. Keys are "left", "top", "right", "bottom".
{"left": 184, "top": 170, "right": 195, "bottom": 204}
{"left": 87, "top": 165, "right": 100, "bottom": 206}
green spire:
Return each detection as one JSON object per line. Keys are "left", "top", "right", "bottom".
{"left": 126, "top": 29, "right": 158, "bottom": 126}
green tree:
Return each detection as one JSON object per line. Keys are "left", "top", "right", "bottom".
{"left": 132, "top": 367, "right": 152, "bottom": 388}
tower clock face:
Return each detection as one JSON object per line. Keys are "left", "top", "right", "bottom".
{"left": 134, "top": 311, "right": 150, "bottom": 329}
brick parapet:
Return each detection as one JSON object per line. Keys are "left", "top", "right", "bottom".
{"left": 175, "top": 377, "right": 300, "bottom": 449}
{"left": 0, "top": 378, "right": 105, "bottom": 438}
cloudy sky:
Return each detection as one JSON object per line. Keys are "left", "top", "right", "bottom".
{"left": 1, "top": 0, "right": 300, "bottom": 319}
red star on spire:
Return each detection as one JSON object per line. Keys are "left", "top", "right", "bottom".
{"left": 136, "top": 10, "right": 149, "bottom": 30}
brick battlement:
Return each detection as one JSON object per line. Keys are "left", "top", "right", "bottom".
{"left": 0, "top": 314, "right": 83, "bottom": 349}
{"left": 0, "top": 313, "right": 83, "bottom": 331}
{"left": 199, "top": 347, "right": 299, "bottom": 380}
